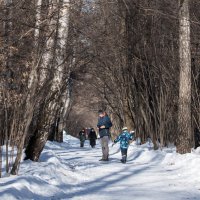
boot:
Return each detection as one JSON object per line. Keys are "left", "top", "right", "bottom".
{"left": 99, "top": 156, "right": 109, "bottom": 161}
{"left": 121, "top": 155, "right": 126, "bottom": 163}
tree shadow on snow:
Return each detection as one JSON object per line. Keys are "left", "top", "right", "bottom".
{"left": 59, "top": 165, "right": 150, "bottom": 198}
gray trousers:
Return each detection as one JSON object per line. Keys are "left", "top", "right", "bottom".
{"left": 100, "top": 136, "right": 109, "bottom": 159}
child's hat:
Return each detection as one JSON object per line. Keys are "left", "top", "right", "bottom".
{"left": 122, "top": 127, "right": 128, "bottom": 131}
{"left": 98, "top": 109, "right": 104, "bottom": 114}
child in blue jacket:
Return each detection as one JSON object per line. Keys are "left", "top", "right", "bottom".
{"left": 113, "top": 127, "right": 134, "bottom": 163}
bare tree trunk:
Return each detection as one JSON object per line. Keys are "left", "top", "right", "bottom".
{"left": 0, "top": 145, "right": 2, "bottom": 178}
{"left": 10, "top": 0, "right": 42, "bottom": 174}
{"left": 177, "top": 0, "right": 192, "bottom": 154}
{"left": 24, "top": 0, "right": 71, "bottom": 161}
{"left": 4, "top": 98, "right": 9, "bottom": 173}
{"left": 10, "top": 52, "right": 40, "bottom": 174}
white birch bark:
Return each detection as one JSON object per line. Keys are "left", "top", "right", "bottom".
{"left": 49, "top": 0, "right": 71, "bottom": 121}
{"left": 52, "top": 0, "right": 70, "bottom": 92}
{"left": 34, "top": 0, "right": 42, "bottom": 40}
{"left": 27, "top": 0, "right": 71, "bottom": 159}
{"left": 28, "top": 0, "right": 42, "bottom": 89}
{"left": 39, "top": 0, "right": 57, "bottom": 85}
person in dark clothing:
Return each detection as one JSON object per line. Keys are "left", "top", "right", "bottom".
{"left": 79, "top": 128, "right": 86, "bottom": 147}
{"left": 97, "top": 110, "right": 112, "bottom": 161}
{"left": 88, "top": 128, "right": 97, "bottom": 148}
{"left": 194, "top": 128, "right": 200, "bottom": 149}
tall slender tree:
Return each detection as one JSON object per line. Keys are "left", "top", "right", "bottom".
{"left": 177, "top": 0, "right": 192, "bottom": 154}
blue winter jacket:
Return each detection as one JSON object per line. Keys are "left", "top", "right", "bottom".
{"left": 114, "top": 130, "right": 133, "bottom": 149}
{"left": 97, "top": 115, "right": 112, "bottom": 138}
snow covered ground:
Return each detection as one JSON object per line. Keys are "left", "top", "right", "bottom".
{"left": 1, "top": 134, "right": 200, "bottom": 200}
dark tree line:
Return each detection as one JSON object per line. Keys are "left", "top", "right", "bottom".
{"left": 68, "top": 0, "right": 199, "bottom": 153}
{"left": 0, "top": 0, "right": 83, "bottom": 176}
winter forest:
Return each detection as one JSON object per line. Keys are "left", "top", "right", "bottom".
{"left": 0, "top": 0, "right": 200, "bottom": 199}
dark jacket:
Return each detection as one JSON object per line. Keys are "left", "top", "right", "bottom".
{"left": 194, "top": 128, "right": 200, "bottom": 149}
{"left": 114, "top": 130, "right": 133, "bottom": 149}
{"left": 88, "top": 130, "right": 97, "bottom": 140}
{"left": 79, "top": 130, "right": 86, "bottom": 142}
{"left": 97, "top": 115, "right": 112, "bottom": 138}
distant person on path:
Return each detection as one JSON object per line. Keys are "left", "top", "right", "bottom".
{"left": 97, "top": 110, "right": 112, "bottom": 161}
{"left": 112, "top": 127, "right": 134, "bottom": 163}
{"left": 79, "top": 128, "right": 86, "bottom": 147}
{"left": 194, "top": 128, "right": 200, "bottom": 149}
{"left": 88, "top": 128, "right": 97, "bottom": 148}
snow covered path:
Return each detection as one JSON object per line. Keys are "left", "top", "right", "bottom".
{"left": 1, "top": 135, "right": 200, "bottom": 200}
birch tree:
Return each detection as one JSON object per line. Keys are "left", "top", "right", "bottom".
{"left": 24, "top": 0, "right": 71, "bottom": 161}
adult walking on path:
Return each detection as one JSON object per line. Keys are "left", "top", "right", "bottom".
{"left": 79, "top": 128, "right": 86, "bottom": 147}
{"left": 97, "top": 110, "right": 112, "bottom": 161}
{"left": 88, "top": 128, "right": 97, "bottom": 148}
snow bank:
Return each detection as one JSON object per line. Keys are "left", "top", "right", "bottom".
{"left": 0, "top": 135, "right": 200, "bottom": 200}
{"left": 0, "top": 137, "right": 82, "bottom": 200}
{"left": 161, "top": 148, "right": 200, "bottom": 186}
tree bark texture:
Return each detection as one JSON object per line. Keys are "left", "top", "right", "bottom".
{"left": 177, "top": 0, "right": 192, "bottom": 154}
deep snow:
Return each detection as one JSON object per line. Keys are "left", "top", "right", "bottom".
{"left": 1, "top": 134, "right": 200, "bottom": 200}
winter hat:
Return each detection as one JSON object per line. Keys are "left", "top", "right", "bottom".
{"left": 98, "top": 109, "right": 104, "bottom": 114}
{"left": 122, "top": 127, "right": 128, "bottom": 131}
